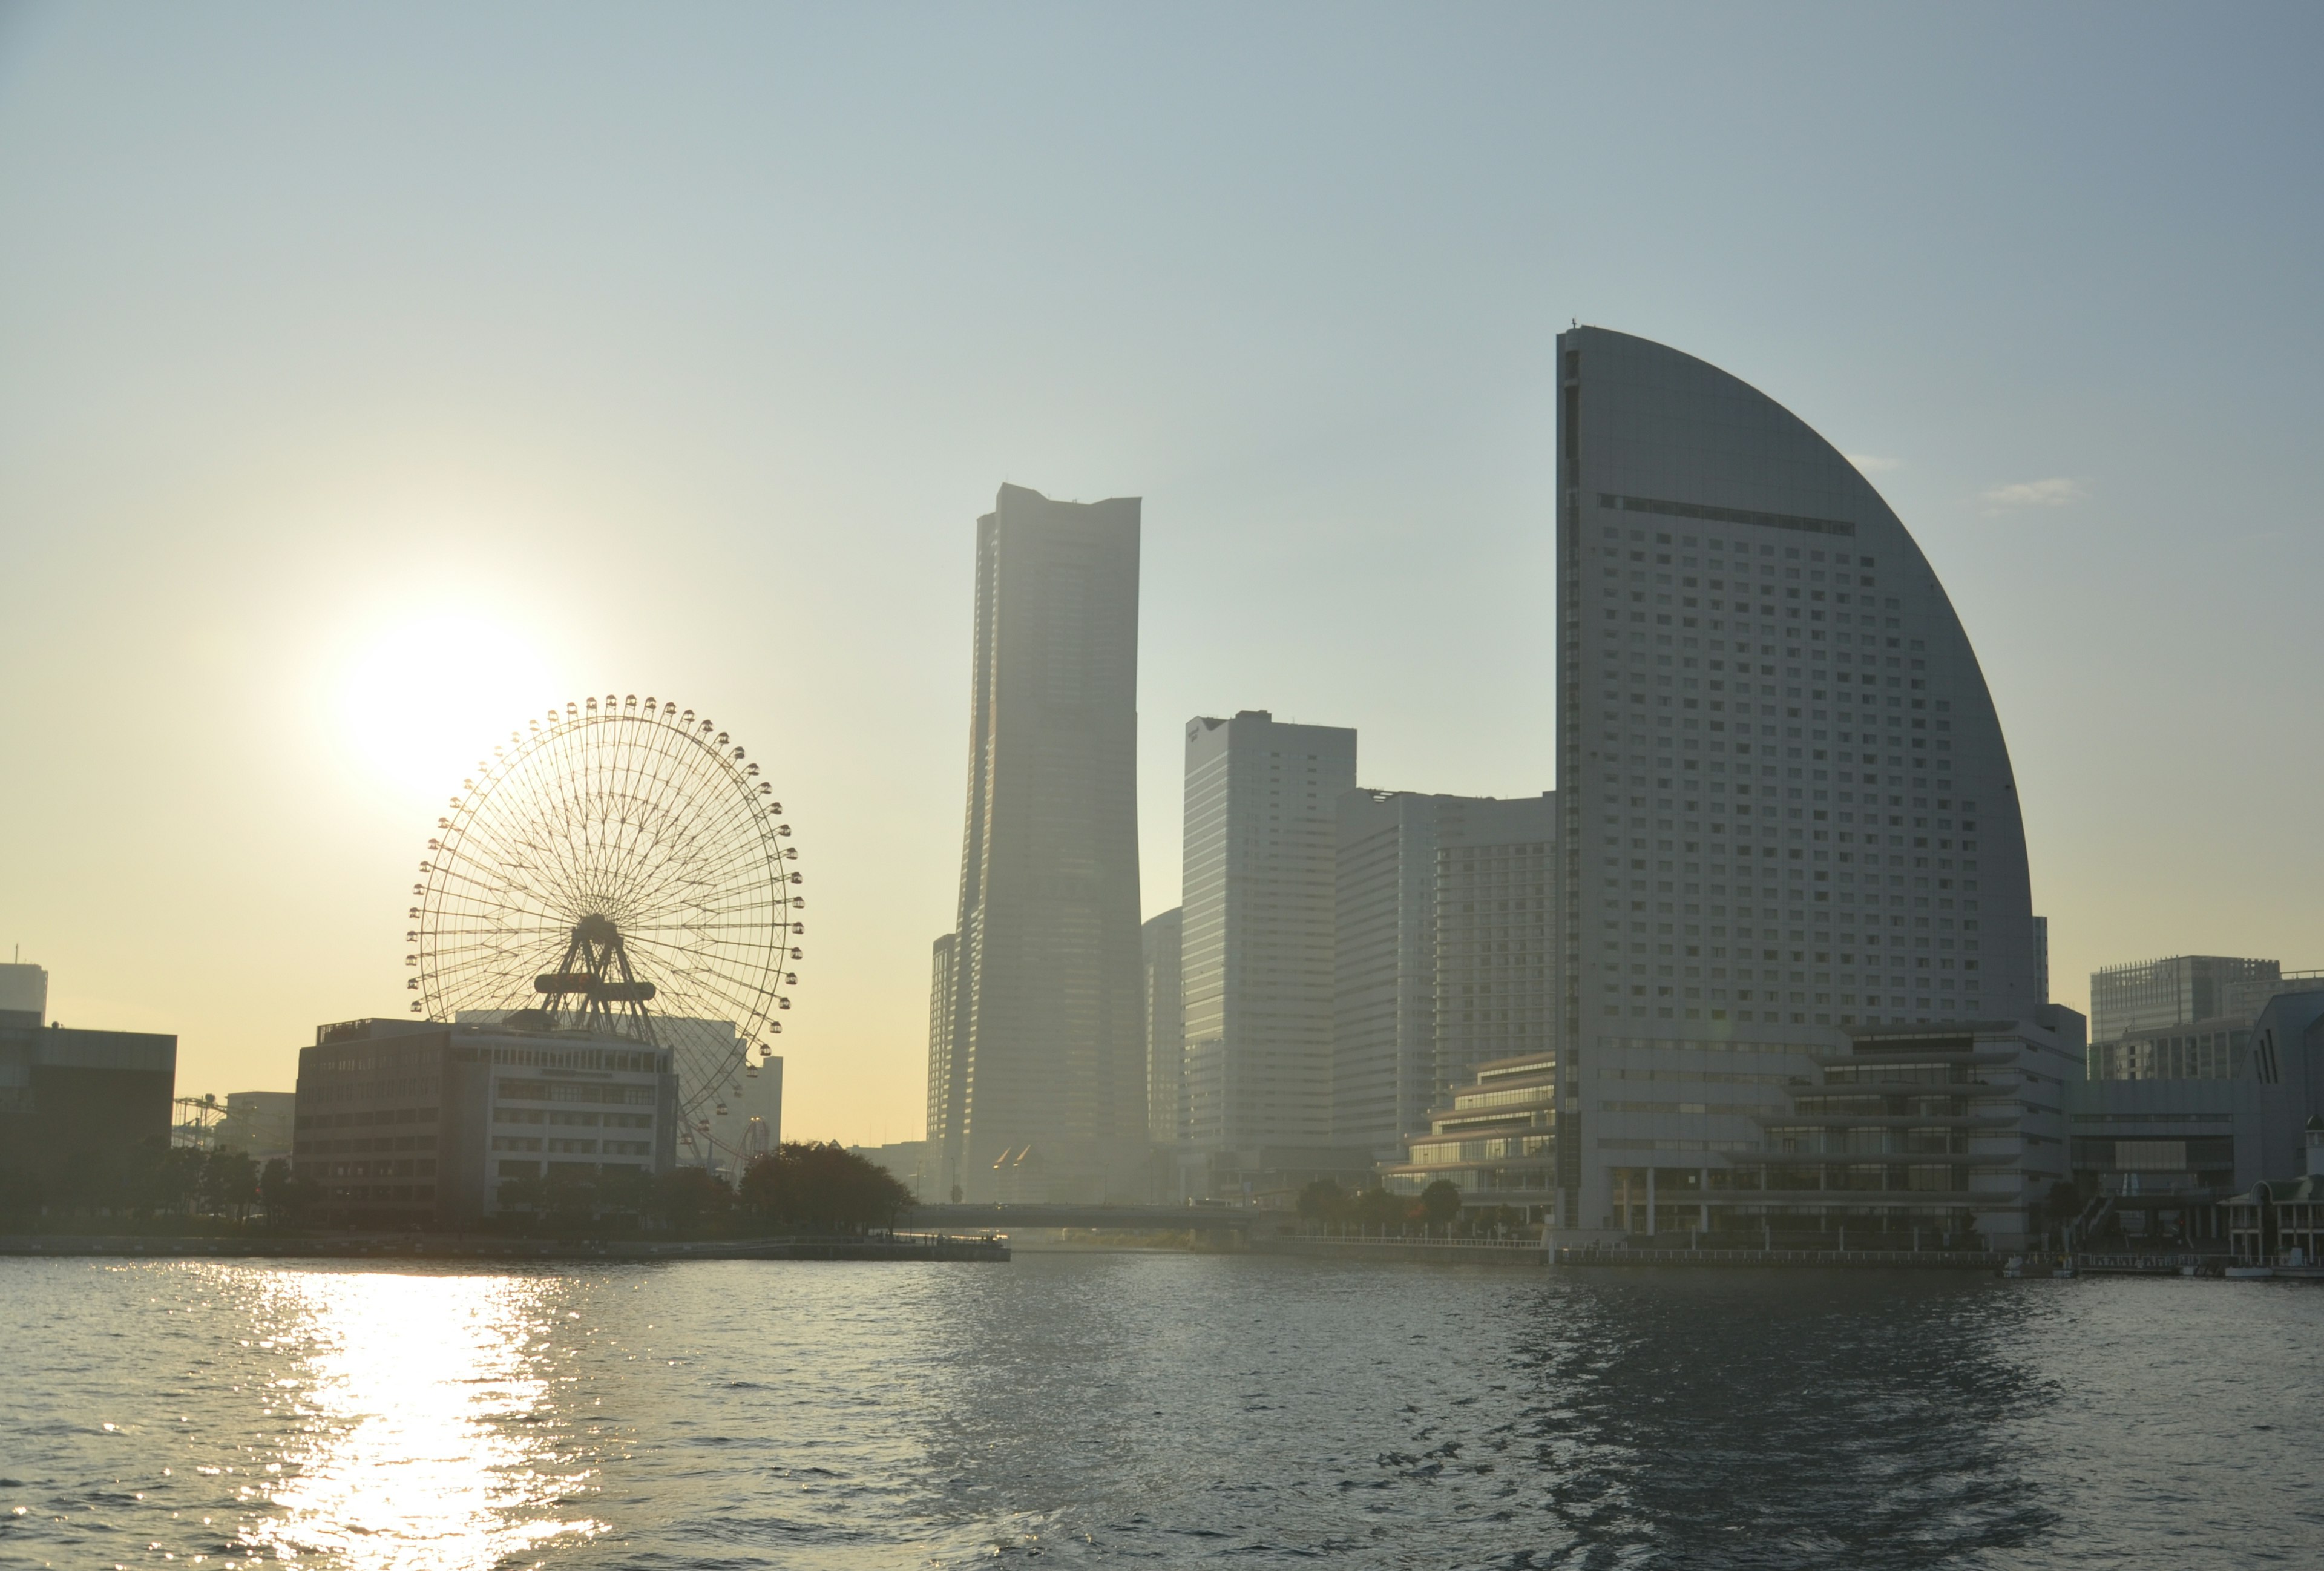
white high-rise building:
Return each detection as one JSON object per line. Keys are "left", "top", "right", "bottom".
{"left": 1180, "top": 711, "right": 1357, "bottom": 1188}
{"left": 936, "top": 484, "right": 1147, "bottom": 1202}
{"left": 1555, "top": 326, "right": 2052, "bottom": 1242}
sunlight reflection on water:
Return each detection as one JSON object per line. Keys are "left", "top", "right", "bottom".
{"left": 243, "top": 1270, "right": 605, "bottom": 1569}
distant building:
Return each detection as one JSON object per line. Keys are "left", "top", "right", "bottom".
{"left": 0, "top": 1016, "right": 176, "bottom": 1180}
{"left": 0, "top": 961, "right": 47, "bottom": 1029}
{"left": 846, "top": 1139, "right": 928, "bottom": 1199}
{"left": 692, "top": 1051, "right": 781, "bottom": 1185}
{"left": 1554, "top": 326, "right": 2044, "bottom": 1237}
{"left": 1181, "top": 710, "right": 1361, "bottom": 1197}
{"left": 1431, "top": 795, "right": 1560, "bottom": 1113}
{"left": 1141, "top": 909, "right": 1183, "bottom": 1147}
{"left": 216, "top": 1091, "right": 297, "bottom": 1159}
{"left": 1379, "top": 1051, "right": 1560, "bottom": 1220}
{"left": 294, "top": 1018, "right": 676, "bottom": 1229}
{"left": 1331, "top": 791, "right": 1557, "bottom": 1159}
{"left": 937, "top": 484, "right": 1147, "bottom": 1202}
{"left": 1332, "top": 790, "right": 1446, "bottom": 1156}
{"left": 2088, "top": 955, "right": 2279, "bottom": 1042}
{"left": 2072, "top": 988, "right": 2324, "bottom": 1243}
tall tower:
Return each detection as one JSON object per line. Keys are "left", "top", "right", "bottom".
{"left": 1180, "top": 711, "right": 1358, "bottom": 1185}
{"left": 939, "top": 484, "right": 1146, "bottom": 1202}
{"left": 1555, "top": 327, "right": 2040, "bottom": 1231}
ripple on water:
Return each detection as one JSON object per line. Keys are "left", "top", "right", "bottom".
{"left": 1, "top": 1257, "right": 2320, "bottom": 1568}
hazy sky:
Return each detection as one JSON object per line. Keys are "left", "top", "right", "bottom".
{"left": 4, "top": 4, "right": 2320, "bottom": 1144}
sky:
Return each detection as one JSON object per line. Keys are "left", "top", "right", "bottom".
{"left": 2, "top": 2, "right": 2320, "bottom": 1144}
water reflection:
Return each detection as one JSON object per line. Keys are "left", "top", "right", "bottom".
{"left": 1508, "top": 1272, "right": 2059, "bottom": 1567}
{"left": 243, "top": 1269, "right": 604, "bottom": 1569}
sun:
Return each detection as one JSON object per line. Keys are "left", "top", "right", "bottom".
{"left": 332, "top": 612, "right": 560, "bottom": 800}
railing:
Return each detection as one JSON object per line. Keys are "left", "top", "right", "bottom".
{"left": 1558, "top": 1242, "right": 2000, "bottom": 1268}
{"left": 1281, "top": 1230, "right": 1544, "bottom": 1251}
{"left": 2073, "top": 1252, "right": 2201, "bottom": 1273}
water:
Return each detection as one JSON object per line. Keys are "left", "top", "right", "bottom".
{"left": 2, "top": 1252, "right": 2317, "bottom": 1569}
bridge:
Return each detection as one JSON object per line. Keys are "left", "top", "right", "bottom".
{"left": 904, "top": 1203, "right": 1277, "bottom": 1235}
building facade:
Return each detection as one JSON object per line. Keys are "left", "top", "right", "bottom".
{"left": 294, "top": 1018, "right": 677, "bottom": 1228}
{"left": 1142, "top": 908, "right": 1183, "bottom": 1147}
{"left": 2089, "top": 955, "right": 2279, "bottom": 1042}
{"left": 1180, "top": 710, "right": 1360, "bottom": 1195}
{"left": 1331, "top": 790, "right": 1446, "bottom": 1156}
{"left": 1554, "top": 326, "right": 2044, "bottom": 1237}
{"left": 937, "top": 484, "right": 1147, "bottom": 1202}
{"left": 924, "top": 932, "right": 956, "bottom": 1194}
{"left": 1378, "top": 1051, "right": 1560, "bottom": 1219}
{"left": 1332, "top": 791, "right": 1557, "bottom": 1159}
{"left": 0, "top": 1021, "right": 176, "bottom": 1183}
{"left": 1431, "top": 795, "right": 1559, "bottom": 1112}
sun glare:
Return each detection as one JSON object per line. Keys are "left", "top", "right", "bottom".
{"left": 334, "top": 613, "right": 560, "bottom": 800}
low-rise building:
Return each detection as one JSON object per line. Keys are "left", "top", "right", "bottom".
{"left": 294, "top": 1018, "right": 677, "bottom": 1229}
{"left": 217, "top": 1090, "right": 297, "bottom": 1160}
{"left": 0, "top": 1012, "right": 176, "bottom": 1181}
{"left": 1378, "top": 1051, "right": 1558, "bottom": 1220}
{"left": 2070, "top": 987, "right": 2324, "bottom": 1243}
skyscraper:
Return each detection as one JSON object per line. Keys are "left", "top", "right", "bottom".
{"left": 1181, "top": 710, "right": 1357, "bottom": 1190}
{"left": 1555, "top": 326, "right": 2043, "bottom": 1233}
{"left": 1429, "top": 793, "right": 1558, "bottom": 1107}
{"left": 1141, "top": 908, "right": 1183, "bottom": 1147}
{"left": 937, "top": 484, "right": 1146, "bottom": 1202}
{"left": 1330, "top": 790, "right": 1557, "bottom": 1157}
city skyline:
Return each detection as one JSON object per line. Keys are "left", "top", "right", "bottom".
{"left": 5, "top": 8, "right": 2323, "bottom": 1147}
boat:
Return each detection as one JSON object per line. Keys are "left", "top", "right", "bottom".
{"left": 2223, "top": 1265, "right": 2274, "bottom": 1279}
{"left": 2000, "top": 1255, "right": 2026, "bottom": 1278}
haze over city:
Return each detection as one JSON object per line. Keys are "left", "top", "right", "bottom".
{"left": 4, "top": 2, "right": 2320, "bottom": 1151}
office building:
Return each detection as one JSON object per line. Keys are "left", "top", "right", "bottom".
{"left": 1181, "top": 710, "right": 1361, "bottom": 1196}
{"left": 1332, "top": 790, "right": 1446, "bottom": 1156}
{"left": 1431, "top": 794, "right": 1560, "bottom": 1109}
{"left": 937, "top": 484, "right": 1147, "bottom": 1202}
{"left": 294, "top": 1017, "right": 676, "bottom": 1228}
{"left": 0, "top": 961, "right": 47, "bottom": 1029}
{"left": 217, "top": 1090, "right": 297, "bottom": 1159}
{"left": 1333, "top": 791, "right": 1557, "bottom": 1158}
{"left": 0, "top": 1013, "right": 176, "bottom": 1181}
{"left": 1142, "top": 908, "right": 1183, "bottom": 1147}
{"left": 2089, "top": 955, "right": 2279, "bottom": 1042}
{"left": 2072, "top": 987, "right": 2324, "bottom": 1243}
{"left": 1554, "top": 326, "right": 2044, "bottom": 1240}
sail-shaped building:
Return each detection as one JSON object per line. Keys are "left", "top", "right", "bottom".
{"left": 1554, "top": 328, "right": 2064, "bottom": 1241}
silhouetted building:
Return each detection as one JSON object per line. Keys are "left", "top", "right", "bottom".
{"left": 0, "top": 961, "right": 47, "bottom": 1030}
{"left": 1142, "top": 908, "right": 1183, "bottom": 1147}
{"left": 294, "top": 1018, "right": 676, "bottom": 1228}
{"left": 0, "top": 1019, "right": 176, "bottom": 1181}
{"left": 937, "top": 484, "right": 1147, "bottom": 1202}
{"left": 1554, "top": 326, "right": 2045, "bottom": 1237}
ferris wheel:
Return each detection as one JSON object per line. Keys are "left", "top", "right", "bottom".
{"left": 407, "top": 693, "right": 801, "bottom": 1162}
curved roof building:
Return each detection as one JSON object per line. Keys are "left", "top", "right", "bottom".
{"left": 1554, "top": 327, "right": 2041, "bottom": 1231}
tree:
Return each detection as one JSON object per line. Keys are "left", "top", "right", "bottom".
{"left": 651, "top": 1166, "right": 733, "bottom": 1236}
{"left": 740, "top": 1142, "right": 913, "bottom": 1233}
{"left": 201, "top": 1149, "right": 260, "bottom": 1223}
{"left": 1297, "top": 1178, "right": 1347, "bottom": 1223}
{"left": 259, "top": 1158, "right": 313, "bottom": 1228}
{"left": 1417, "top": 1179, "right": 1462, "bottom": 1227}
{"left": 1351, "top": 1187, "right": 1414, "bottom": 1231}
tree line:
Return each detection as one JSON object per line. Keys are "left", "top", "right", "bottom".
{"left": 1296, "top": 1177, "right": 1537, "bottom": 1237}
